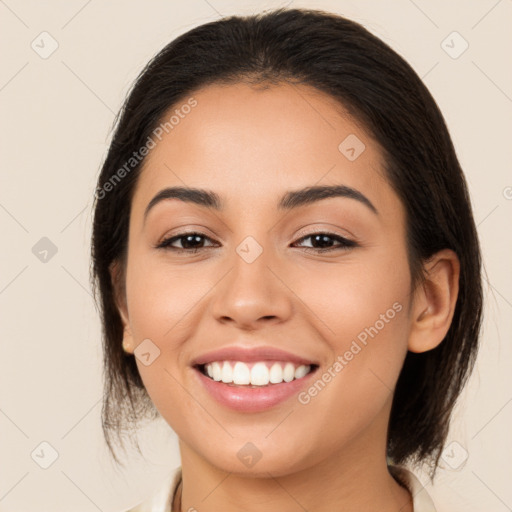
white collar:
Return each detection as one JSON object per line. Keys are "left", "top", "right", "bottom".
{"left": 389, "top": 465, "right": 438, "bottom": 511}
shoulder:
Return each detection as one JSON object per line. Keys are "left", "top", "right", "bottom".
{"left": 388, "top": 465, "right": 437, "bottom": 512}
{"left": 124, "top": 466, "right": 182, "bottom": 512}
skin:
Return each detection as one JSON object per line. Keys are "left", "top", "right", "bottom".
{"left": 113, "top": 81, "right": 460, "bottom": 512}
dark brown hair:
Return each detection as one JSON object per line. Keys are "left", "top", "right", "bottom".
{"left": 90, "top": 8, "right": 483, "bottom": 476}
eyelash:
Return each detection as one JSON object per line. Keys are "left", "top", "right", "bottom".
{"left": 156, "top": 231, "right": 358, "bottom": 254}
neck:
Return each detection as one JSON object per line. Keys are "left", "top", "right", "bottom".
{"left": 176, "top": 416, "right": 413, "bottom": 512}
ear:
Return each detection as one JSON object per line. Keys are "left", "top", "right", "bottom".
{"left": 109, "top": 260, "right": 134, "bottom": 354}
{"left": 408, "top": 249, "right": 460, "bottom": 353}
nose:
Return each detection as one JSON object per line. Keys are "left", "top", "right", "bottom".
{"left": 209, "top": 242, "right": 293, "bottom": 331}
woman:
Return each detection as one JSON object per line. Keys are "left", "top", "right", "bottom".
{"left": 90, "top": 8, "right": 482, "bottom": 511}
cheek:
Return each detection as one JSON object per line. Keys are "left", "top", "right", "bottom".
{"left": 124, "top": 248, "right": 205, "bottom": 342}
{"left": 289, "top": 247, "right": 411, "bottom": 423}
{"left": 123, "top": 250, "right": 221, "bottom": 422}
{"left": 290, "top": 245, "right": 411, "bottom": 347}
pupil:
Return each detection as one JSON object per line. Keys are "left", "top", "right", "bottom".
{"left": 183, "top": 235, "right": 202, "bottom": 249}
{"left": 314, "top": 234, "right": 332, "bottom": 248}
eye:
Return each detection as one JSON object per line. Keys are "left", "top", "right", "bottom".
{"left": 292, "top": 232, "right": 357, "bottom": 253}
{"left": 156, "top": 231, "right": 217, "bottom": 253}
{"left": 156, "top": 230, "right": 357, "bottom": 254}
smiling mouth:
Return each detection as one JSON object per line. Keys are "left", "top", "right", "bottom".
{"left": 195, "top": 360, "right": 319, "bottom": 387}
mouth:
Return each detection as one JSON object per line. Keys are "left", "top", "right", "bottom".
{"left": 194, "top": 360, "right": 319, "bottom": 387}
{"left": 192, "top": 360, "right": 320, "bottom": 412}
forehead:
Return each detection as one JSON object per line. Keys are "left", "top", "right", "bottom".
{"left": 131, "top": 81, "right": 395, "bottom": 218}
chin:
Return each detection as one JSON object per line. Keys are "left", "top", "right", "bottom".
{"left": 195, "top": 438, "right": 315, "bottom": 478}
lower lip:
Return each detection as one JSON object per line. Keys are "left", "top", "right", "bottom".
{"left": 193, "top": 366, "right": 318, "bottom": 412}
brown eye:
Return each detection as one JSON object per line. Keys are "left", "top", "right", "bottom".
{"left": 157, "top": 232, "right": 217, "bottom": 252}
{"left": 293, "top": 232, "right": 357, "bottom": 252}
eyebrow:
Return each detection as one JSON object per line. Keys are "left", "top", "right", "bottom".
{"left": 143, "top": 184, "right": 378, "bottom": 223}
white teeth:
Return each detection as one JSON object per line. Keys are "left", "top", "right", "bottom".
{"left": 232, "top": 361, "right": 251, "bottom": 385}
{"left": 212, "top": 362, "right": 222, "bottom": 381}
{"left": 221, "top": 361, "right": 233, "bottom": 383}
{"left": 294, "top": 365, "right": 309, "bottom": 379}
{"left": 269, "top": 362, "right": 283, "bottom": 383}
{"left": 283, "top": 362, "right": 295, "bottom": 382}
{"left": 202, "top": 361, "right": 313, "bottom": 386}
{"left": 250, "top": 362, "right": 270, "bottom": 386}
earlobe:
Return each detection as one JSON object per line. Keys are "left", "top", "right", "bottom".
{"left": 122, "top": 327, "right": 134, "bottom": 354}
{"left": 407, "top": 249, "right": 460, "bottom": 353}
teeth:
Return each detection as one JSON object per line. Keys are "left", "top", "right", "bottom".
{"left": 202, "top": 361, "right": 312, "bottom": 386}
{"left": 269, "top": 362, "right": 283, "bottom": 383}
{"left": 250, "top": 362, "right": 269, "bottom": 386}
{"left": 283, "top": 362, "right": 295, "bottom": 382}
{"left": 212, "top": 362, "right": 222, "bottom": 381}
{"left": 232, "top": 361, "right": 250, "bottom": 385}
{"left": 221, "top": 361, "right": 233, "bottom": 383}
{"left": 294, "top": 364, "right": 309, "bottom": 379}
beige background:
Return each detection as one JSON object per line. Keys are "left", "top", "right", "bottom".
{"left": 0, "top": 0, "right": 511, "bottom": 510}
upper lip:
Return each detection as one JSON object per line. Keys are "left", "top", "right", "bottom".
{"left": 191, "top": 345, "right": 318, "bottom": 367}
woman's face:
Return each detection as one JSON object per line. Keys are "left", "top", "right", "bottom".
{"left": 117, "top": 81, "right": 416, "bottom": 476}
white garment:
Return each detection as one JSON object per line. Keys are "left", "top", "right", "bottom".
{"left": 125, "top": 465, "right": 437, "bottom": 511}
